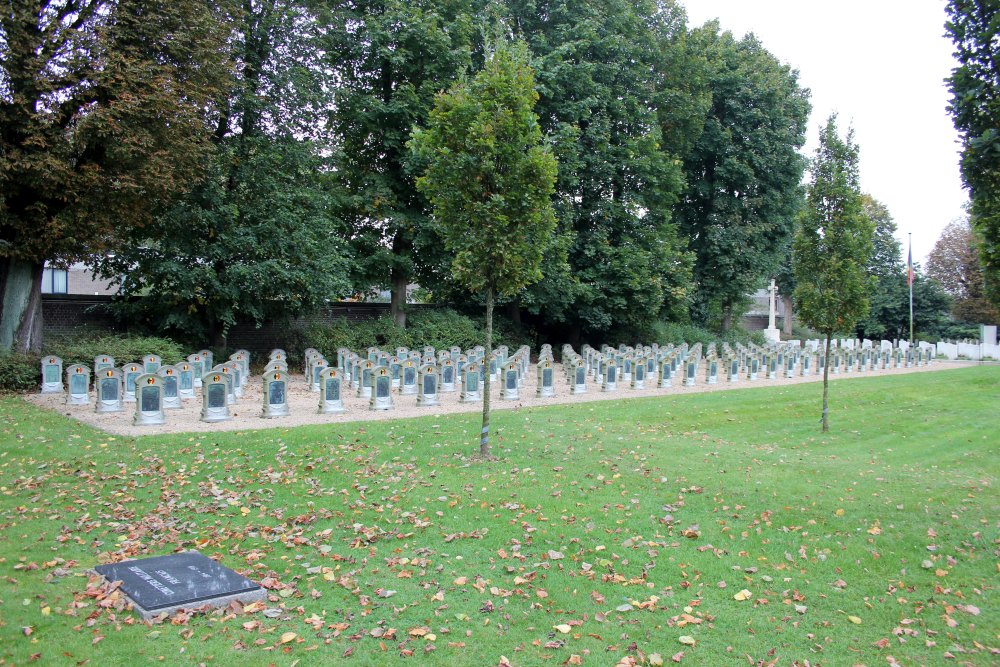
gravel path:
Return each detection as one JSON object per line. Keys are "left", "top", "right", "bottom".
{"left": 23, "top": 360, "right": 967, "bottom": 437}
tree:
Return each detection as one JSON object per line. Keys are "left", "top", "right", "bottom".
{"left": 946, "top": 0, "right": 1000, "bottom": 309}
{"left": 325, "top": 0, "right": 477, "bottom": 327}
{"left": 0, "top": 0, "right": 230, "bottom": 352}
{"left": 794, "top": 116, "right": 874, "bottom": 432}
{"left": 677, "top": 23, "right": 810, "bottom": 331}
{"left": 927, "top": 216, "right": 999, "bottom": 323}
{"left": 410, "top": 42, "right": 557, "bottom": 457}
{"left": 92, "top": 0, "right": 349, "bottom": 346}
{"left": 496, "top": 0, "right": 699, "bottom": 343}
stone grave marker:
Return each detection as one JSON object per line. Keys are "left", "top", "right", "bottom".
{"left": 684, "top": 358, "right": 697, "bottom": 387}
{"left": 572, "top": 362, "right": 587, "bottom": 394}
{"left": 198, "top": 350, "right": 213, "bottom": 372}
{"left": 727, "top": 357, "right": 739, "bottom": 384}
{"left": 318, "top": 368, "right": 346, "bottom": 414}
{"left": 537, "top": 359, "right": 556, "bottom": 397}
{"left": 40, "top": 356, "right": 63, "bottom": 393}
{"left": 269, "top": 349, "right": 286, "bottom": 363}
{"left": 658, "top": 358, "right": 672, "bottom": 388}
{"left": 94, "top": 354, "right": 116, "bottom": 373}
{"left": 440, "top": 360, "right": 457, "bottom": 392}
{"left": 156, "top": 366, "right": 182, "bottom": 409}
{"left": 801, "top": 353, "right": 812, "bottom": 376}
{"left": 93, "top": 551, "right": 265, "bottom": 621}
{"left": 310, "top": 358, "right": 329, "bottom": 393}
{"left": 134, "top": 373, "right": 166, "bottom": 425}
{"left": 389, "top": 356, "right": 402, "bottom": 388}
{"left": 264, "top": 360, "right": 288, "bottom": 375}
{"left": 785, "top": 355, "right": 796, "bottom": 379}
{"left": 502, "top": 362, "right": 520, "bottom": 400}
{"left": 357, "top": 361, "right": 374, "bottom": 398}
{"left": 417, "top": 364, "right": 439, "bottom": 406}
{"left": 400, "top": 360, "right": 418, "bottom": 395}
{"left": 121, "top": 362, "right": 142, "bottom": 402}
{"left": 632, "top": 360, "right": 646, "bottom": 389}
{"left": 201, "top": 372, "right": 231, "bottom": 423}
{"left": 460, "top": 362, "right": 482, "bottom": 403}
{"left": 261, "top": 370, "right": 289, "bottom": 418}
{"left": 748, "top": 357, "right": 759, "bottom": 381}
{"left": 705, "top": 357, "right": 718, "bottom": 385}
{"left": 370, "top": 367, "right": 394, "bottom": 411}
{"left": 143, "top": 354, "right": 162, "bottom": 374}
{"left": 367, "top": 347, "right": 379, "bottom": 362}
{"left": 66, "top": 365, "right": 91, "bottom": 405}
{"left": 95, "top": 368, "right": 123, "bottom": 414}
{"left": 187, "top": 354, "right": 205, "bottom": 388}
{"left": 177, "top": 363, "right": 196, "bottom": 400}
{"left": 602, "top": 363, "right": 618, "bottom": 392}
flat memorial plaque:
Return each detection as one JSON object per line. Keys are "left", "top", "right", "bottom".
{"left": 94, "top": 551, "right": 265, "bottom": 620}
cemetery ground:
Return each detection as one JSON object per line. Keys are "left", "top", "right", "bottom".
{"left": 0, "top": 367, "right": 996, "bottom": 666}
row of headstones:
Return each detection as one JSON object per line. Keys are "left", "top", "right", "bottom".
{"left": 38, "top": 349, "right": 256, "bottom": 425}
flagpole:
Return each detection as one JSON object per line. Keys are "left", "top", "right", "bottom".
{"left": 908, "top": 232, "right": 914, "bottom": 346}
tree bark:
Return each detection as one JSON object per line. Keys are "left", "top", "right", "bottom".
{"left": 506, "top": 300, "right": 521, "bottom": 326}
{"left": 781, "top": 295, "right": 794, "bottom": 336}
{"left": 0, "top": 258, "right": 44, "bottom": 353}
{"left": 390, "top": 232, "right": 408, "bottom": 328}
{"left": 821, "top": 333, "right": 831, "bottom": 433}
{"left": 208, "top": 318, "right": 227, "bottom": 351}
{"left": 480, "top": 285, "right": 494, "bottom": 458}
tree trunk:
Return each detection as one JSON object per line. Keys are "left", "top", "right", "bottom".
{"left": 721, "top": 302, "right": 733, "bottom": 333}
{"left": 390, "top": 268, "right": 407, "bottom": 328}
{"left": 390, "top": 233, "right": 409, "bottom": 328}
{"left": 208, "top": 318, "right": 227, "bottom": 351}
{"left": 0, "top": 258, "right": 44, "bottom": 353}
{"left": 821, "top": 333, "right": 831, "bottom": 433}
{"left": 480, "top": 285, "right": 494, "bottom": 458}
{"left": 781, "top": 295, "right": 794, "bottom": 336}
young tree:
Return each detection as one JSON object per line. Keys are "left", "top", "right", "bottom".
{"left": 927, "top": 216, "right": 999, "bottom": 323}
{"left": 677, "top": 23, "right": 811, "bottom": 330}
{"left": 794, "top": 116, "right": 874, "bottom": 432}
{"left": 410, "top": 42, "right": 557, "bottom": 457}
{"left": 946, "top": 0, "right": 1000, "bottom": 309}
{"left": 0, "top": 0, "right": 230, "bottom": 352}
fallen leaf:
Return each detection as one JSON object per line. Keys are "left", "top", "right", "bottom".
{"left": 554, "top": 624, "right": 572, "bottom": 634}
{"left": 678, "top": 636, "right": 696, "bottom": 646}
{"left": 733, "top": 589, "right": 752, "bottom": 601}
{"left": 848, "top": 616, "right": 862, "bottom": 625}
{"left": 280, "top": 632, "right": 297, "bottom": 644}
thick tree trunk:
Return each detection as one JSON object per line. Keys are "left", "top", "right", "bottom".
{"left": 821, "top": 333, "right": 831, "bottom": 433}
{"left": 781, "top": 295, "right": 794, "bottom": 336}
{"left": 208, "top": 318, "right": 227, "bottom": 351}
{"left": 506, "top": 300, "right": 521, "bottom": 326}
{"left": 480, "top": 285, "right": 494, "bottom": 458}
{"left": 390, "top": 269, "right": 407, "bottom": 328}
{"left": 0, "top": 258, "right": 44, "bottom": 353}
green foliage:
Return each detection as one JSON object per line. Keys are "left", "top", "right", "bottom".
{"left": 411, "top": 41, "right": 558, "bottom": 299}
{"left": 926, "top": 216, "right": 999, "bottom": 323}
{"left": 794, "top": 117, "right": 875, "bottom": 336}
{"left": 44, "top": 334, "right": 188, "bottom": 368}
{"left": 946, "top": 0, "right": 1000, "bottom": 308}
{"left": 678, "top": 23, "right": 811, "bottom": 327}
{"left": 507, "top": 0, "right": 696, "bottom": 339}
{"left": 0, "top": 353, "right": 40, "bottom": 393}
{"left": 645, "top": 321, "right": 766, "bottom": 348}
{"left": 0, "top": 0, "right": 231, "bottom": 351}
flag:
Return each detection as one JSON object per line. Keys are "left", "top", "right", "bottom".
{"left": 907, "top": 243, "right": 914, "bottom": 286}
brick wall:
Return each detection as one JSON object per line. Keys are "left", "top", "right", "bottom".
{"left": 42, "top": 295, "right": 123, "bottom": 338}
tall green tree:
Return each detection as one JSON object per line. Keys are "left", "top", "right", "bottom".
{"left": 410, "top": 42, "right": 557, "bottom": 457}
{"left": 794, "top": 116, "right": 874, "bottom": 432}
{"left": 325, "top": 0, "right": 477, "bottom": 326}
{"left": 946, "top": 0, "right": 1000, "bottom": 309}
{"left": 0, "top": 0, "right": 230, "bottom": 352}
{"left": 677, "top": 23, "right": 810, "bottom": 331}
{"left": 498, "top": 0, "right": 699, "bottom": 343}
{"left": 93, "top": 0, "right": 348, "bottom": 346}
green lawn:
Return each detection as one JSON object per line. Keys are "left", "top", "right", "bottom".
{"left": 1, "top": 366, "right": 997, "bottom": 666}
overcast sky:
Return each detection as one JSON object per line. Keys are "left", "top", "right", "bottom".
{"left": 682, "top": 0, "right": 967, "bottom": 265}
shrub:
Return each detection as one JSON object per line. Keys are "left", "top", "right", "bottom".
{"left": 642, "top": 321, "right": 768, "bottom": 348}
{"left": 0, "top": 353, "right": 41, "bottom": 393}
{"left": 44, "top": 334, "right": 189, "bottom": 368}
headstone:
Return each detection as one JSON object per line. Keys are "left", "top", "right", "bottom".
{"left": 121, "top": 362, "right": 142, "bottom": 402}
{"left": 705, "top": 358, "right": 718, "bottom": 385}
{"left": 261, "top": 370, "right": 289, "bottom": 418}
{"left": 186, "top": 354, "right": 205, "bottom": 388}
{"left": 357, "top": 361, "right": 374, "bottom": 398}
{"left": 537, "top": 360, "right": 555, "bottom": 398}
{"left": 572, "top": 363, "right": 587, "bottom": 394}
{"left": 318, "top": 367, "right": 346, "bottom": 414}
{"left": 801, "top": 353, "right": 812, "bottom": 376}
{"left": 728, "top": 357, "right": 739, "bottom": 384}
{"left": 310, "top": 358, "right": 328, "bottom": 393}
{"left": 198, "top": 350, "right": 213, "bottom": 372}
{"left": 370, "top": 367, "right": 394, "bottom": 411}
{"left": 94, "top": 355, "right": 116, "bottom": 373}
{"left": 440, "top": 360, "right": 457, "bottom": 393}
{"left": 659, "top": 358, "right": 672, "bottom": 388}
{"left": 93, "top": 551, "right": 265, "bottom": 621}
{"left": 785, "top": 355, "right": 795, "bottom": 379}
{"left": 143, "top": 354, "right": 162, "bottom": 374}
{"left": 748, "top": 357, "right": 759, "bottom": 381}
{"left": 631, "top": 360, "right": 646, "bottom": 389}
{"left": 460, "top": 362, "right": 482, "bottom": 403}
{"left": 264, "top": 360, "right": 288, "bottom": 375}
{"left": 40, "top": 356, "right": 63, "bottom": 393}
{"left": 417, "top": 364, "right": 439, "bottom": 406}
{"left": 400, "top": 360, "right": 418, "bottom": 395}
{"left": 684, "top": 359, "right": 697, "bottom": 387}
{"left": 389, "top": 356, "right": 402, "bottom": 388}
{"left": 134, "top": 373, "right": 166, "bottom": 425}
{"left": 200, "top": 372, "right": 231, "bottom": 423}
{"left": 177, "top": 363, "right": 196, "bottom": 400}
{"left": 66, "top": 365, "right": 91, "bottom": 405}
{"left": 602, "top": 363, "right": 617, "bottom": 392}
{"left": 268, "top": 349, "right": 286, "bottom": 363}
{"left": 502, "top": 362, "right": 520, "bottom": 400}
{"left": 95, "top": 368, "right": 123, "bottom": 414}
{"left": 156, "top": 365, "right": 182, "bottom": 409}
